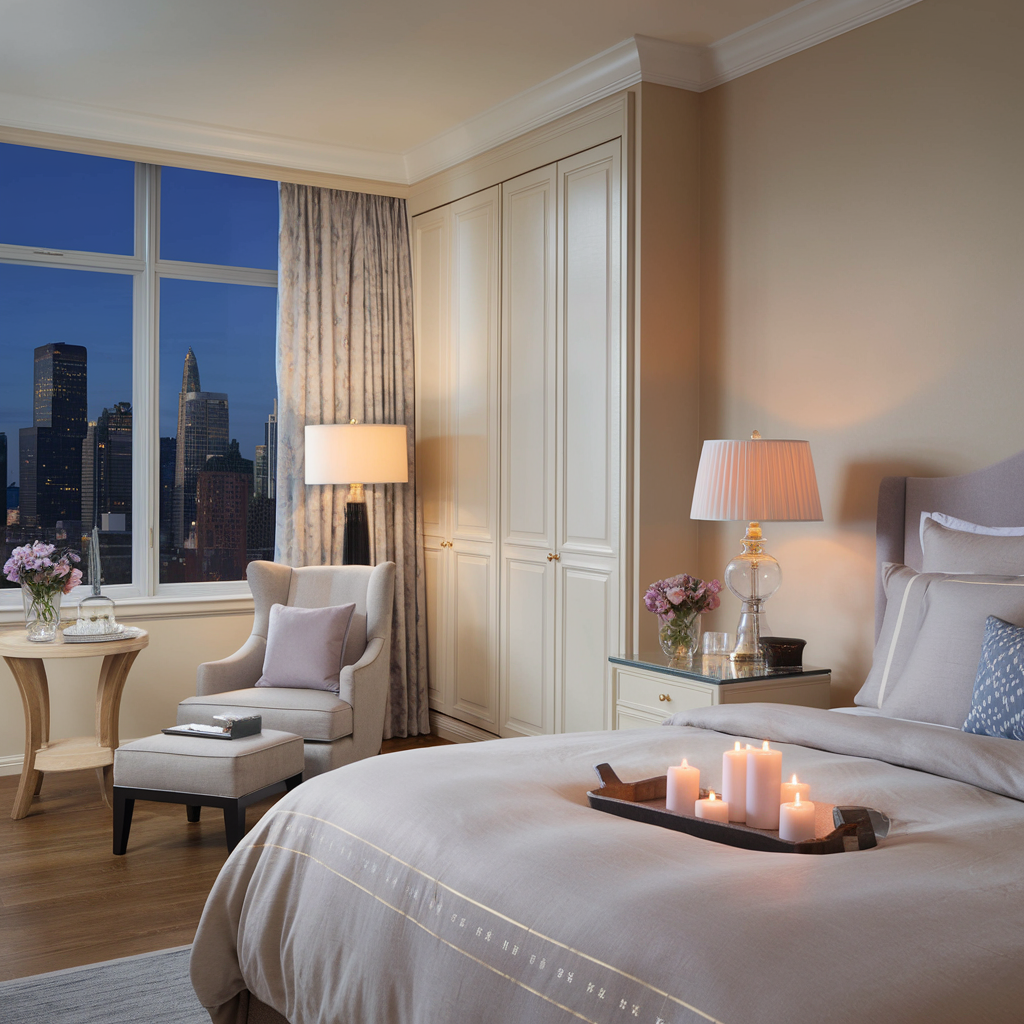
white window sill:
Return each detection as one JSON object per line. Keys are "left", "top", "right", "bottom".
{"left": 0, "top": 592, "right": 254, "bottom": 626}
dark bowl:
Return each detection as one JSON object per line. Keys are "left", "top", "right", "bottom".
{"left": 761, "top": 637, "right": 806, "bottom": 669}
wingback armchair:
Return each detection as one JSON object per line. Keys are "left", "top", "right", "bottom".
{"left": 177, "top": 560, "right": 396, "bottom": 777}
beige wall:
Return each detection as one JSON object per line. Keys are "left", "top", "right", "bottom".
{"left": 698, "top": 0, "right": 1024, "bottom": 704}
{"left": 634, "top": 84, "right": 702, "bottom": 663}
{"left": 0, "top": 609, "right": 253, "bottom": 775}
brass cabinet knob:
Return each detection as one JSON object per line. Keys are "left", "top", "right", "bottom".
{"left": 546, "top": 553, "right": 560, "bottom": 561}
{"left": 658, "top": 693, "right": 671, "bottom": 702}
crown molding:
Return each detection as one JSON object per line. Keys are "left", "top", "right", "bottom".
{"left": 404, "top": 38, "right": 647, "bottom": 182}
{"left": 0, "top": 91, "right": 408, "bottom": 184}
{"left": 702, "top": 0, "right": 925, "bottom": 89}
{"left": 0, "top": 0, "right": 925, "bottom": 186}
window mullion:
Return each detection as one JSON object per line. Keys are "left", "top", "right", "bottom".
{"left": 133, "top": 163, "right": 160, "bottom": 597}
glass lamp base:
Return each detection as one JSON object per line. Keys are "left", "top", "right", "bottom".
{"left": 730, "top": 601, "right": 771, "bottom": 661}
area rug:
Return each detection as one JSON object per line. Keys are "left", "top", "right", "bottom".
{"left": 0, "top": 945, "right": 207, "bottom": 1024}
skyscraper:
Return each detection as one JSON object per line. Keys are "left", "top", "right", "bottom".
{"left": 83, "top": 403, "right": 133, "bottom": 533}
{"left": 254, "top": 444, "right": 267, "bottom": 499}
{"left": 265, "top": 399, "right": 278, "bottom": 501}
{"left": 20, "top": 343, "right": 88, "bottom": 529}
{"left": 172, "top": 348, "right": 229, "bottom": 548}
{"left": 196, "top": 440, "right": 253, "bottom": 581}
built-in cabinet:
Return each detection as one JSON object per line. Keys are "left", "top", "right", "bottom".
{"left": 414, "top": 140, "right": 621, "bottom": 739}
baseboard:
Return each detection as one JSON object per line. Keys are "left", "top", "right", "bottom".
{"left": 428, "top": 712, "right": 498, "bottom": 744}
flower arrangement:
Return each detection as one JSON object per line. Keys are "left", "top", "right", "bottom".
{"left": 644, "top": 573, "right": 722, "bottom": 660}
{"left": 4, "top": 542, "right": 83, "bottom": 640}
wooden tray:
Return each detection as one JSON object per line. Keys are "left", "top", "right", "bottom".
{"left": 587, "top": 763, "right": 878, "bottom": 855}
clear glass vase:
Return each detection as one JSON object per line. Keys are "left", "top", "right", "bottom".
{"left": 22, "top": 584, "right": 63, "bottom": 642}
{"left": 659, "top": 612, "right": 702, "bottom": 664}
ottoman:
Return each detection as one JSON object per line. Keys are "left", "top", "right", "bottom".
{"left": 112, "top": 729, "right": 304, "bottom": 854}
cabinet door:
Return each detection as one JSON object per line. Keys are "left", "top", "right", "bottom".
{"left": 412, "top": 206, "right": 450, "bottom": 543}
{"left": 499, "top": 165, "right": 557, "bottom": 736}
{"left": 448, "top": 187, "right": 501, "bottom": 729}
{"left": 555, "top": 140, "right": 622, "bottom": 733}
{"left": 412, "top": 207, "right": 451, "bottom": 708}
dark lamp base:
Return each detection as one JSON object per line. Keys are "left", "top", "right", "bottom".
{"left": 343, "top": 501, "right": 371, "bottom": 565}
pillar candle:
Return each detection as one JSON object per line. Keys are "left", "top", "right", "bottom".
{"left": 666, "top": 758, "right": 700, "bottom": 814}
{"left": 694, "top": 790, "right": 730, "bottom": 822}
{"left": 721, "top": 741, "right": 748, "bottom": 823}
{"left": 780, "top": 774, "right": 811, "bottom": 807}
{"left": 746, "top": 740, "right": 783, "bottom": 829}
{"left": 779, "top": 793, "right": 817, "bottom": 843}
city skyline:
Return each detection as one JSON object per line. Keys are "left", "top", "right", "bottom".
{"left": 0, "top": 268, "right": 277, "bottom": 489}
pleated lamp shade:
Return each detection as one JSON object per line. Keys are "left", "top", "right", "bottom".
{"left": 690, "top": 437, "right": 822, "bottom": 523}
{"left": 304, "top": 424, "right": 409, "bottom": 485}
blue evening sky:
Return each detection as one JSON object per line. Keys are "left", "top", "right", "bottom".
{"left": 0, "top": 144, "right": 278, "bottom": 488}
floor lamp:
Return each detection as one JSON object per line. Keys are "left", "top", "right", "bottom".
{"left": 304, "top": 423, "right": 410, "bottom": 565}
{"left": 690, "top": 431, "right": 822, "bottom": 661}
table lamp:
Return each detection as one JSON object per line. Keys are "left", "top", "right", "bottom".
{"left": 690, "top": 431, "right": 822, "bottom": 661}
{"left": 304, "top": 423, "right": 409, "bottom": 565}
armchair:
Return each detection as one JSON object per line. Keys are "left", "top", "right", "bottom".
{"left": 177, "top": 560, "right": 396, "bottom": 777}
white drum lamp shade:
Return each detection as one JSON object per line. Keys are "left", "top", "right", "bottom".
{"left": 304, "top": 423, "right": 409, "bottom": 565}
{"left": 690, "top": 434, "right": 822, "bottom": 661}
{"left": 304, "top": 424, "right": 409, "bottom": 485}
{"left": 690, "top": 438, "right": 822, "bottom": 523}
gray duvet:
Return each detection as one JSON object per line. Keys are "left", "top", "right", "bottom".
{"left": 191, "top": 705, "right": 1024, "bottom": 1024}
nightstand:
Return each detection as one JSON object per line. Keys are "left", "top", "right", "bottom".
{"left": 610, "top": 655, "right": 831, "bottom": 730}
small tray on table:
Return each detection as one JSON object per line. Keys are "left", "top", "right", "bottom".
{"left": 587, "top": 763, "right": 879, "bottom": 855}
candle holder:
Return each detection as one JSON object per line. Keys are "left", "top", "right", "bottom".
{"left": 586, "top": 762, "right": 884, "bottom": 855}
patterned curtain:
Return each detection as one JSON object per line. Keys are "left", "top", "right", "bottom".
{"left": 275, "top": 184, "right": 429, "bottom": 738}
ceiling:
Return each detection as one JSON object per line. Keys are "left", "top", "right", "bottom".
{"left": 0, "top": 0, "right": 918, "bottom": 181}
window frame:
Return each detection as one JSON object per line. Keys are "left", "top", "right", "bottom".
{"left": 0, "top": 159, "right": 278, "bottom": 614}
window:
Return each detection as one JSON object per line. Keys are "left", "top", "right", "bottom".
{"left": 0, "top": 143, "right": 278, "bottom": 601}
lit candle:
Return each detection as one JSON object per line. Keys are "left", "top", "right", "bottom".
{"left": 694, "top": 790, "right": 730, "bottom": 823}
{"left": 666, "top": 758, "right": 700, "bottom": 814}
{"left": 779, "top": 792, "right": 817, "bottom": 843}
{"left": 746, "top": 740, "right": 784, "bottom": 829}
{"left": 780, "top": 773, "right": 811, "bottom": 807}
{"left": 722, "top": 741, "right": 748, "bottom": 823}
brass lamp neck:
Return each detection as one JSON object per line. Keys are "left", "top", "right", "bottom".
{"left": 348, "top": 481, "right": 365, "bottom": 503}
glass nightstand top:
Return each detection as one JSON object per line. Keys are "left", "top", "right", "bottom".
{"left": 609, "top": 655, "right": 830, "bottom": 686}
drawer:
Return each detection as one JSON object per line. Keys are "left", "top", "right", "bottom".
{"left": 615, "top": 667, "right": 714, "bottom": 715}
{"left": 615, "top": 707, "right": 665, "bottom": 730}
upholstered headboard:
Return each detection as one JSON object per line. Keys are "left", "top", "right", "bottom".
{"left": 875, "top": 449, "right": 1024, "bottom": 638}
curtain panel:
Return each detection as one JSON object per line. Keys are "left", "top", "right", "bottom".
{"left": 276, "top": 184, "right": 429, "bottom": 738}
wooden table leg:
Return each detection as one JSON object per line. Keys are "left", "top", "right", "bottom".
{"left": 3, "top": 656, "right": 48, "bottom": 820}
{"left": 96, "top": 650, "right": 140, "bottom": 808}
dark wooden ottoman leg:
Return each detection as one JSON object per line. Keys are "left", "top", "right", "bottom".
{"left": 186, "top": 805, "right": 201, "bottom": 822}
{"left": 224, "top": 802, "right": 247, "bottom": 852}
{"left": 285, "top": 772, "right": 303, "bottom": 791}
{"left": 113, "top": 789, "right": 135, "bottom": 855}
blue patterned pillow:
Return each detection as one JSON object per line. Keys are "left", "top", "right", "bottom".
{"left": 962, "top": 616, "right": 1024, "bottom": 740}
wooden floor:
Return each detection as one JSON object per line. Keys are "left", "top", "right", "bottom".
{"left": 0, "top": 734, "right": 450, "bottom": 981}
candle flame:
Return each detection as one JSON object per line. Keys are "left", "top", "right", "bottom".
{"left": 762, "top": 740, "right": 770, "bottom": 751}
{"left": 709, "top": 791, "right": 717, "bottom": 801}
{"left": 734, "top": 741, "right": 741, "bottom": 751}
{"left": 795, "top": 793, "right": 802, "bottom": 806}
{"left": 681, "top": 758, "right": 689, "bottom": 768}
{"left": 791, "top": 774, "right": 798, "bottom": 784}
{"left": 745, "top": 744, "right": 753, "bottom": 750}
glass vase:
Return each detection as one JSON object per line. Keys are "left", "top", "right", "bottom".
{"left": 22, "top": 584, "right": 63, "bottom": 642}
{"left": 659, "top": 612, "right": 702, "bottom": 664}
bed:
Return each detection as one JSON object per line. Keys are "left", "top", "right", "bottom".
{"left": 190, "top": 454, "right": 1024, "bottom": 1024}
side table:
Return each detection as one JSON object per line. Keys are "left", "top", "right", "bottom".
{"left": 0, "top": 628, "right": 150, "bottom": 819}
{"left": 611, "top": 654, "right": 830, "bottom": 730}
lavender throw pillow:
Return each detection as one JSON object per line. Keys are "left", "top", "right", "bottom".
{"left": 256, "top": 603, "right": 356, "bottom": 692}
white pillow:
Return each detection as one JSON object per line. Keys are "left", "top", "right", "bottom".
{"left": 921, "top": 517, "right": 1024, "bottom": 575}
{"left": 919, "top": 511, "right": 1024, "bottom": 549}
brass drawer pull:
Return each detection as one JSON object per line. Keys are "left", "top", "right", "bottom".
{"left": 658, "top": 693, "right": 671, "bottom": 702}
